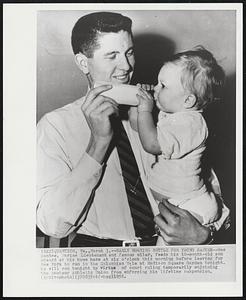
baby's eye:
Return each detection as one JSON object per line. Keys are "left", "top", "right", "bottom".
{"left": 160, "top": 82, "right": 165, "bottom": 88}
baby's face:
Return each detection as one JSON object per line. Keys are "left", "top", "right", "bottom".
{"left": 154, "top": 63, "right": 189, "bottom": 113}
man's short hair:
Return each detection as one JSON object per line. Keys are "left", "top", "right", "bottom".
{"left": 166, "top": 46, "right": 225, "bottom": 109}
{"left": 71, "top": 12, "right": 132, "bottom": 57}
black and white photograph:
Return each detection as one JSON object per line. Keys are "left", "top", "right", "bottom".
{"left": 4, "top": 3, "right": 242, "bottom": 297}
{"left": 36, "top": 9, "right": 235, "bottom": 247}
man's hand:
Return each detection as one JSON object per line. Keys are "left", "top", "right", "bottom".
{"left": 81, "top": 84, "right": 119, "bottom": 164}
{"left": 154, "top": 199, "right": 210, "bottom": 245}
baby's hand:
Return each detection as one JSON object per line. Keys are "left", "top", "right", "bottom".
{"left": 136, "top": 87, "right": 154, "bottom": 112}
{"left": 136, "top": 83, "right": 155, "bottom": 92}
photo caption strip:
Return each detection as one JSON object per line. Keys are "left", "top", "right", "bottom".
{"left": 40, "top": 245, "right": 235, "bottom": 282}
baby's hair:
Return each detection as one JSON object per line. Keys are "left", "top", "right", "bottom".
{"left": 166, "top": 46, "right": 225, "bottom": 109}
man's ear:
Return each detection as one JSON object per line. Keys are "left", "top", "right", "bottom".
{"left": 184, "top": 94, "right": 197, "bottom": 109}
{"left": 74, "top": 53, "right": 89, "bottom": 74}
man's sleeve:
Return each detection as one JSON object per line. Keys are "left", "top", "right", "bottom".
{"left": 206, "top": 169, "right": 232, "bottom": 244}
{"left": 36, "top": 114, "right": 103, "bottom": 238}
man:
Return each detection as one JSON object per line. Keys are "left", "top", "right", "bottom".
{"left": 37, "top": 12, "right": 230, "bottom": 247}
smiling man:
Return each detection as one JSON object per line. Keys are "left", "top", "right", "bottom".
{"left": 36, "top": 12, "right": 230, "bottom": 247}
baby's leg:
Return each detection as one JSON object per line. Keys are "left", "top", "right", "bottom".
{"left": 151, "top": 190, "right": 219, "bottom": 245}
{"left": 169, "top": 192, "right": 219, "bottom": 225}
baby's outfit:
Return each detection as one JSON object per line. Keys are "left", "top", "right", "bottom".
{"left": 147, "top": 110, "right": 220, "bottom": 226}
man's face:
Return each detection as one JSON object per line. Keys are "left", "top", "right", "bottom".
{"left": 87, "top": 30, "right": 135, "bottom": 85}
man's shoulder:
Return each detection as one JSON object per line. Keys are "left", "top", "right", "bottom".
{"left": 38, "top": 97, "right": 85, "bottom": 128}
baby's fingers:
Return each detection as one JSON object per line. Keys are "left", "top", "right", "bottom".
{"left": 136, "top": 91, "right": 148, "bottom": 102}
{"left": 136, "top": 83, "right": 154, "bottom": 91}
{"left": 138, "top": 87, "right": 153, "bottom": 100}
{"left": 136, "top": 94, "right": 146, "bottom": 104}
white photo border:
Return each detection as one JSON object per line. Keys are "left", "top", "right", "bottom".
{"left": 3, "top": 3, "right": 243, "bottom": 297}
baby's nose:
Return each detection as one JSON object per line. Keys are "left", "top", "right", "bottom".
{"left": 154, "top": 84, "right": 159, "bottom": 92}
{"left": 153, "top": 85, "right": 159, "bottom": 99}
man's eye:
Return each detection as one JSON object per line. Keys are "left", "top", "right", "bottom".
{"left": 107, "top": 54, "right": 116, "bottom": 60}
{"left": 160, "top": 83, "right": 165, "bottom": 88}
{"left": 126, "top": 50, "right": 134, "bottom": 57}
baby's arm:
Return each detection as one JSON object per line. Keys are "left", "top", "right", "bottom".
{"left": 128, "top": 84, "right": 154, "bottom": 132}
{"left": 128, "top": 106, "right": 138, "bottom": 131}
{"left": 137, "top": 89, "right": 161, "bottom": 155}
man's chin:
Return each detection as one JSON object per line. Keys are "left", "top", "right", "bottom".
{"left": 113, "top": 78, "right": 130, "bottom": 85}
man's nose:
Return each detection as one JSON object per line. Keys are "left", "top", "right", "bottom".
{"left": 118, "top": 55, "right": 131, "bottom": 71}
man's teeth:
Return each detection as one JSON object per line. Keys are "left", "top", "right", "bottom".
{"left": 115, "top": 75, "right": 127, "bottom": 79}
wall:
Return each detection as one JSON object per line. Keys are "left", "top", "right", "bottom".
{"left": 37, "top": 10, "right": 236, "bottom": 241}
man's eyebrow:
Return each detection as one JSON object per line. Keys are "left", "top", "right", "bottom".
{"left": 104, "top": 47, "right": 134, "bottom": 56}
{"left": 127, "top": 46, "right": 134, "bottom": 52}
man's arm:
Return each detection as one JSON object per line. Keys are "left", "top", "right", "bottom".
{"left": 37, "top": 85, "right": 118, "bottom": 238}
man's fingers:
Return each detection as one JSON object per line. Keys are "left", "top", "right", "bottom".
{"left": 82, "top": 84, "right": 113, "bottom": 110}
{"left": 154, "top": 214, "right": 173, "bottom": 243}
{"left": 83, "top": 95, "right": 117, "bottom": 113}
{"left": 87, "top": 84, "right": 113, "bottom": 100}
{"left": 89, "top": 101, "right": 118, "bottom": 117}
{"left": 158, "top": 201, "right": 181, "bottom": 226}
{"left": 157, "top": 230, "right": 172, "bottom": 245}
{"left": 161, "top": 199, "right": 187, "bottom": 216}
{"left": 84, "top": 96, "right": 118, "bottom": 115}
{"left": 101, "top": 105, "right": 119, "bottom": 118}
{"left": 154, "top": 214, "right": 167, "bottom": 231}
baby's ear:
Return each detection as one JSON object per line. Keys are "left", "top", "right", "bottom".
{"left": 184, "top": 94, "right": 197, "bottom": 109}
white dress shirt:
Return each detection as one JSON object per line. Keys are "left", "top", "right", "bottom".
{"left": 37, "top": 96, "right": 229, "bottom": 240}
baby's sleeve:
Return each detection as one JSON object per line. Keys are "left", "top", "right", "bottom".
{"left": 157, "top": 113, "right": 208, "bottom": 159}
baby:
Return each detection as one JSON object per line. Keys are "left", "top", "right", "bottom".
{"left": 132, "top": 46, "right": 225, "bottom": 233}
